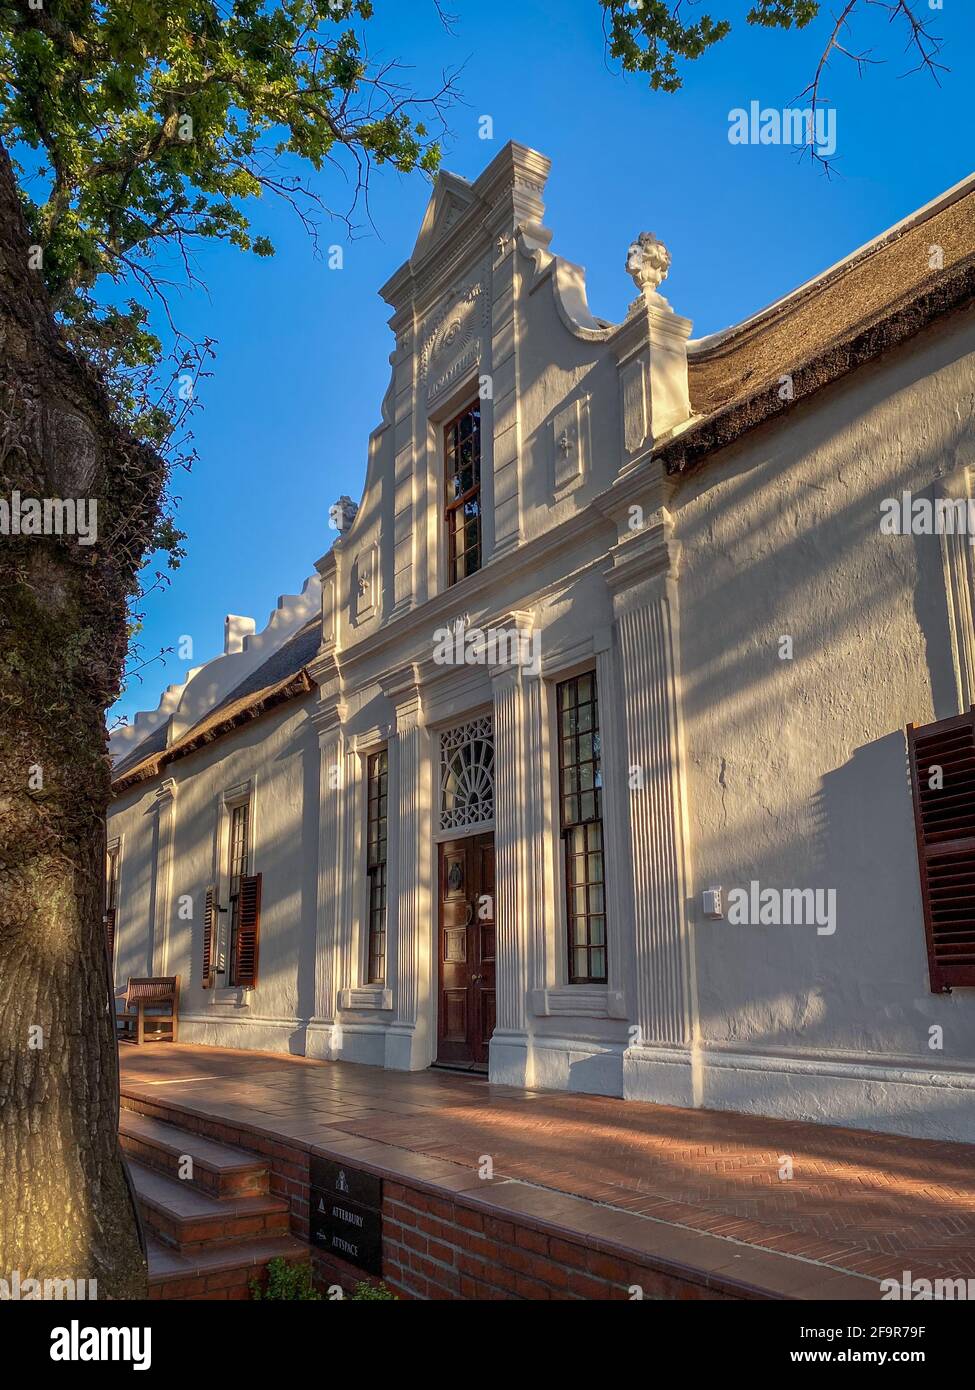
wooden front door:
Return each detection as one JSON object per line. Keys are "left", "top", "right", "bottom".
{"left": 437, "top": 834, "right": 495, "bottom": 1066}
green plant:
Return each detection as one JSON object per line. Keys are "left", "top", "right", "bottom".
{"left": 348, "top": 1280, "right": 397, "bottom": 1300}
{"left": 250, "top": 1258, "right": 323, "bottom": 1301}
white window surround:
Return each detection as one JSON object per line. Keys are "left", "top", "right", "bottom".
{"left": 338, "top": 986, "right": 393, "bottom": 1012}
{"left": 537, "top": 634, "right": 625, "bottom": 1009}
{"left": 938, "top": 462, "right": 975, "bottom": 713}
{"left": 356, "top": 738, "right": 388, "bottom": 991}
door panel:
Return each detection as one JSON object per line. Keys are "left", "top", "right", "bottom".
{"left": 437, "top": 833, "right": 495, "bottom": 1065}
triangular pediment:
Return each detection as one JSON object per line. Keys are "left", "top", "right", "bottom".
{"left": 411, "top": 171, "right": 477, "bottom": 264}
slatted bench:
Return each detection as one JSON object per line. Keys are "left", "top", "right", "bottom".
{"left": 117, "top": 976, "right": 179, "bottom": 1045}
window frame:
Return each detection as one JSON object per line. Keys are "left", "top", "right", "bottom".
{"left": 365, "top": 747, "right": 389, "bottom": 985}
{"left": 556, "top": 670, "right": 608, "bottom": 985}
{"left": 443, "top": 399, "right": 483, "bottom": 587}
{"left": 225, "top": 797, "right": 251, "bottom": 988}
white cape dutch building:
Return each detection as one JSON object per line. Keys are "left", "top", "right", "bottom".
{"left": 108, "top": 142, "right": 975, "bottom": 1144}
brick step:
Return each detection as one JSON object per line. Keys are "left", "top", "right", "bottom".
{"left": 147, "top": 1234, "right": 311, "bottom": 1301}
{"left": 120, "top": 1109, "right": 269, "bottom": 1198}
{"left": 128, "top": 1159, "right": 291, "bottom": 1253}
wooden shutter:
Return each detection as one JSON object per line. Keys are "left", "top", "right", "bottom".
{"left": 104, "top": 908, "right": 116, "bottom": 965}
{"left": 233, "top": 872, "right": 262, "bottom": 989}
{"left": 202, "top": 885, "right": 216, "bottom": 990}
{"left": 907, "top": 710, "right": 975, "bottom": 991}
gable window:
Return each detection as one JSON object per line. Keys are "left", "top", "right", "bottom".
{"left": 557, "top": 672, "right": 607, "bottom": 985}
{"left": 366, "top": 749, "right": 389, "bottom": 984}
{"left": 907, "top": 710, "right": 975, "bottom": 991}
{"left": 444, "top": 401, "right": 482, "bottom": 585}
{"left": 104, "top": 841, "right": 121, "bottom": 965}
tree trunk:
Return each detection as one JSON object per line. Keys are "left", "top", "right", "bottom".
{"left": 0, "top": 140, "right": 164, "bottom": 1299}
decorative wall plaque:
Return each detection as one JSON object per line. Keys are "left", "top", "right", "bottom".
{"left": 309, "top": 1156, "right": 383, "bottom": 1277}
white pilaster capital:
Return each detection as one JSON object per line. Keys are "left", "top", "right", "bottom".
{"left": 380, "top": 663, "right": 425, "bottom": 732}
{"left": 310, "top": 696, "right": 347, "bottom": 744}
{"left": 606, "top": 508, "right": 682, "bottom": 611}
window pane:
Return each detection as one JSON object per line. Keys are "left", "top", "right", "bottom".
{"left": 558, "top": 672, "right": 607, "bottom": 983}
{"left": 366, "top": 750, "right": 388, "bottom": 982}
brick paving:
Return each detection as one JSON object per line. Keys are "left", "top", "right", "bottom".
{"left": 119, "top": 1045, "right": 975, "bottom": 1289}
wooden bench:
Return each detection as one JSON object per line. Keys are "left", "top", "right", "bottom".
{"left": 117, "top": 976, "right": 179, "bottom": 1044}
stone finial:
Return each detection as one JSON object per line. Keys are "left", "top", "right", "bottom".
{"left": 625, "top": 232, "right": 672, "bottom": 310}
{"left": 329, "top": 495, "right": 358, "bottom": 536}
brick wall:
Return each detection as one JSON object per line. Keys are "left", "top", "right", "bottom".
{"left": 124, "top": 1095, "right": 738, "bottom": 1302}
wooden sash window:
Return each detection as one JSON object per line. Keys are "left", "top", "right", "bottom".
{"left": 366, "top": 748, "right": 389, "bottom": 984}
{"left": 907, "top": 709, "right": 975, "bottom": 991}
{"left": 557, "top": 672, "right": 607, "bottom": 984}
{"left": 444, "top": 401, "right": 482, "bottom": 586}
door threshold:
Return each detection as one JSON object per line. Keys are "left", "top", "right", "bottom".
{"left": 430, "top": 1061, "right": 489, "bottom": 1076}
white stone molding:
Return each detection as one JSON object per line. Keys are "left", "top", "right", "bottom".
{"left": 420, "top": 273, "right": 489, "bottom": 406}
{"left": 532, "top": 986, "right": 627, "bottom": 1019}
{"left": 306, "top": 699, "right": 349, "bottom": 1059}
{"left": 352, "top": 542, "right": 378, "bottom": 625}
{"left": 488, "top": 654, "right": 543, "bottom": 1085}
{"left": 381, "top": 669, "right": 432, "bottom": 1069}
{"left": 150, "top": 778, "right": 178, "bottom": 978}
{"left": 552, "top": 393, "right": 591, "bottom": 499}
{"left": 315, "top": 549, "right": 337, "bottom": 650}
{"left": 338, "top": 986, "right": 393, "bottom": 1012}
{"left": 937, "top": 463, "right": 975, "bottom": 713}
{"left": 612, "top": 287, "right": 692, "bottom": 467}
{"left": 594, "top": 632, "right": 635, "bottom": 1011}
{"left": 390, "top": 307, "right": 418, "bottom": 621}
{"left": 605, "top": 515, "right": 697, "bottom": 1104}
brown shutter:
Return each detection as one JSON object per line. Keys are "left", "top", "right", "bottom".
{"left": 104, "top": 908, "right": 116, "bottom": 964}
{"left": 907, "top": 710, "right": 975, "bottom": 991}
{"left": 202, "top": 885, "right": 216, "bottom": 989}
{"left": 233, "top": 872, "right": 262, "bottom": 989}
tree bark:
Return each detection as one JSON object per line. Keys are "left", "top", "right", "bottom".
{"left": 0, "top": 139, "right": 164, "bottom": 1299}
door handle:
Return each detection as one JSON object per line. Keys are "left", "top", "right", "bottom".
{"left": 471, "top": 973, "right": 481, "bottom": 983}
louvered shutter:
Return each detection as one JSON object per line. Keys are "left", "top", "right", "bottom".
{"left": 104, "top": 908, "right": 116, "bottom": 964}
{"left": 202, "top": 885, "right": 216, "bottom": 989}
{"left": 234, "top": 872, "right": 262, "bottom": 989}
{"left": 907, "top": 710, "right": 975, "bottom": 991}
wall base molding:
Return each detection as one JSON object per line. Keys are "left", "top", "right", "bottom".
{"left": 623, "top": 1042, "right": 975, "bottom": 1144}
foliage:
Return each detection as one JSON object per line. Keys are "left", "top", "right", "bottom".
{"left": 0, "top": 0, "right": 455, "bottom": 683}
{"left": 598, "top": 1, "right": 945, "bottom": 103}
{"left": 348, "top": 1279, "right": 396, "bottom": 1300}
{"left": 250, "top": 1257, "right": 323, "bottom": 1300}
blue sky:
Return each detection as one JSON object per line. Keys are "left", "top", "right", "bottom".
{"left": 114, "top": 0, "right": 975, "bottom": 725}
